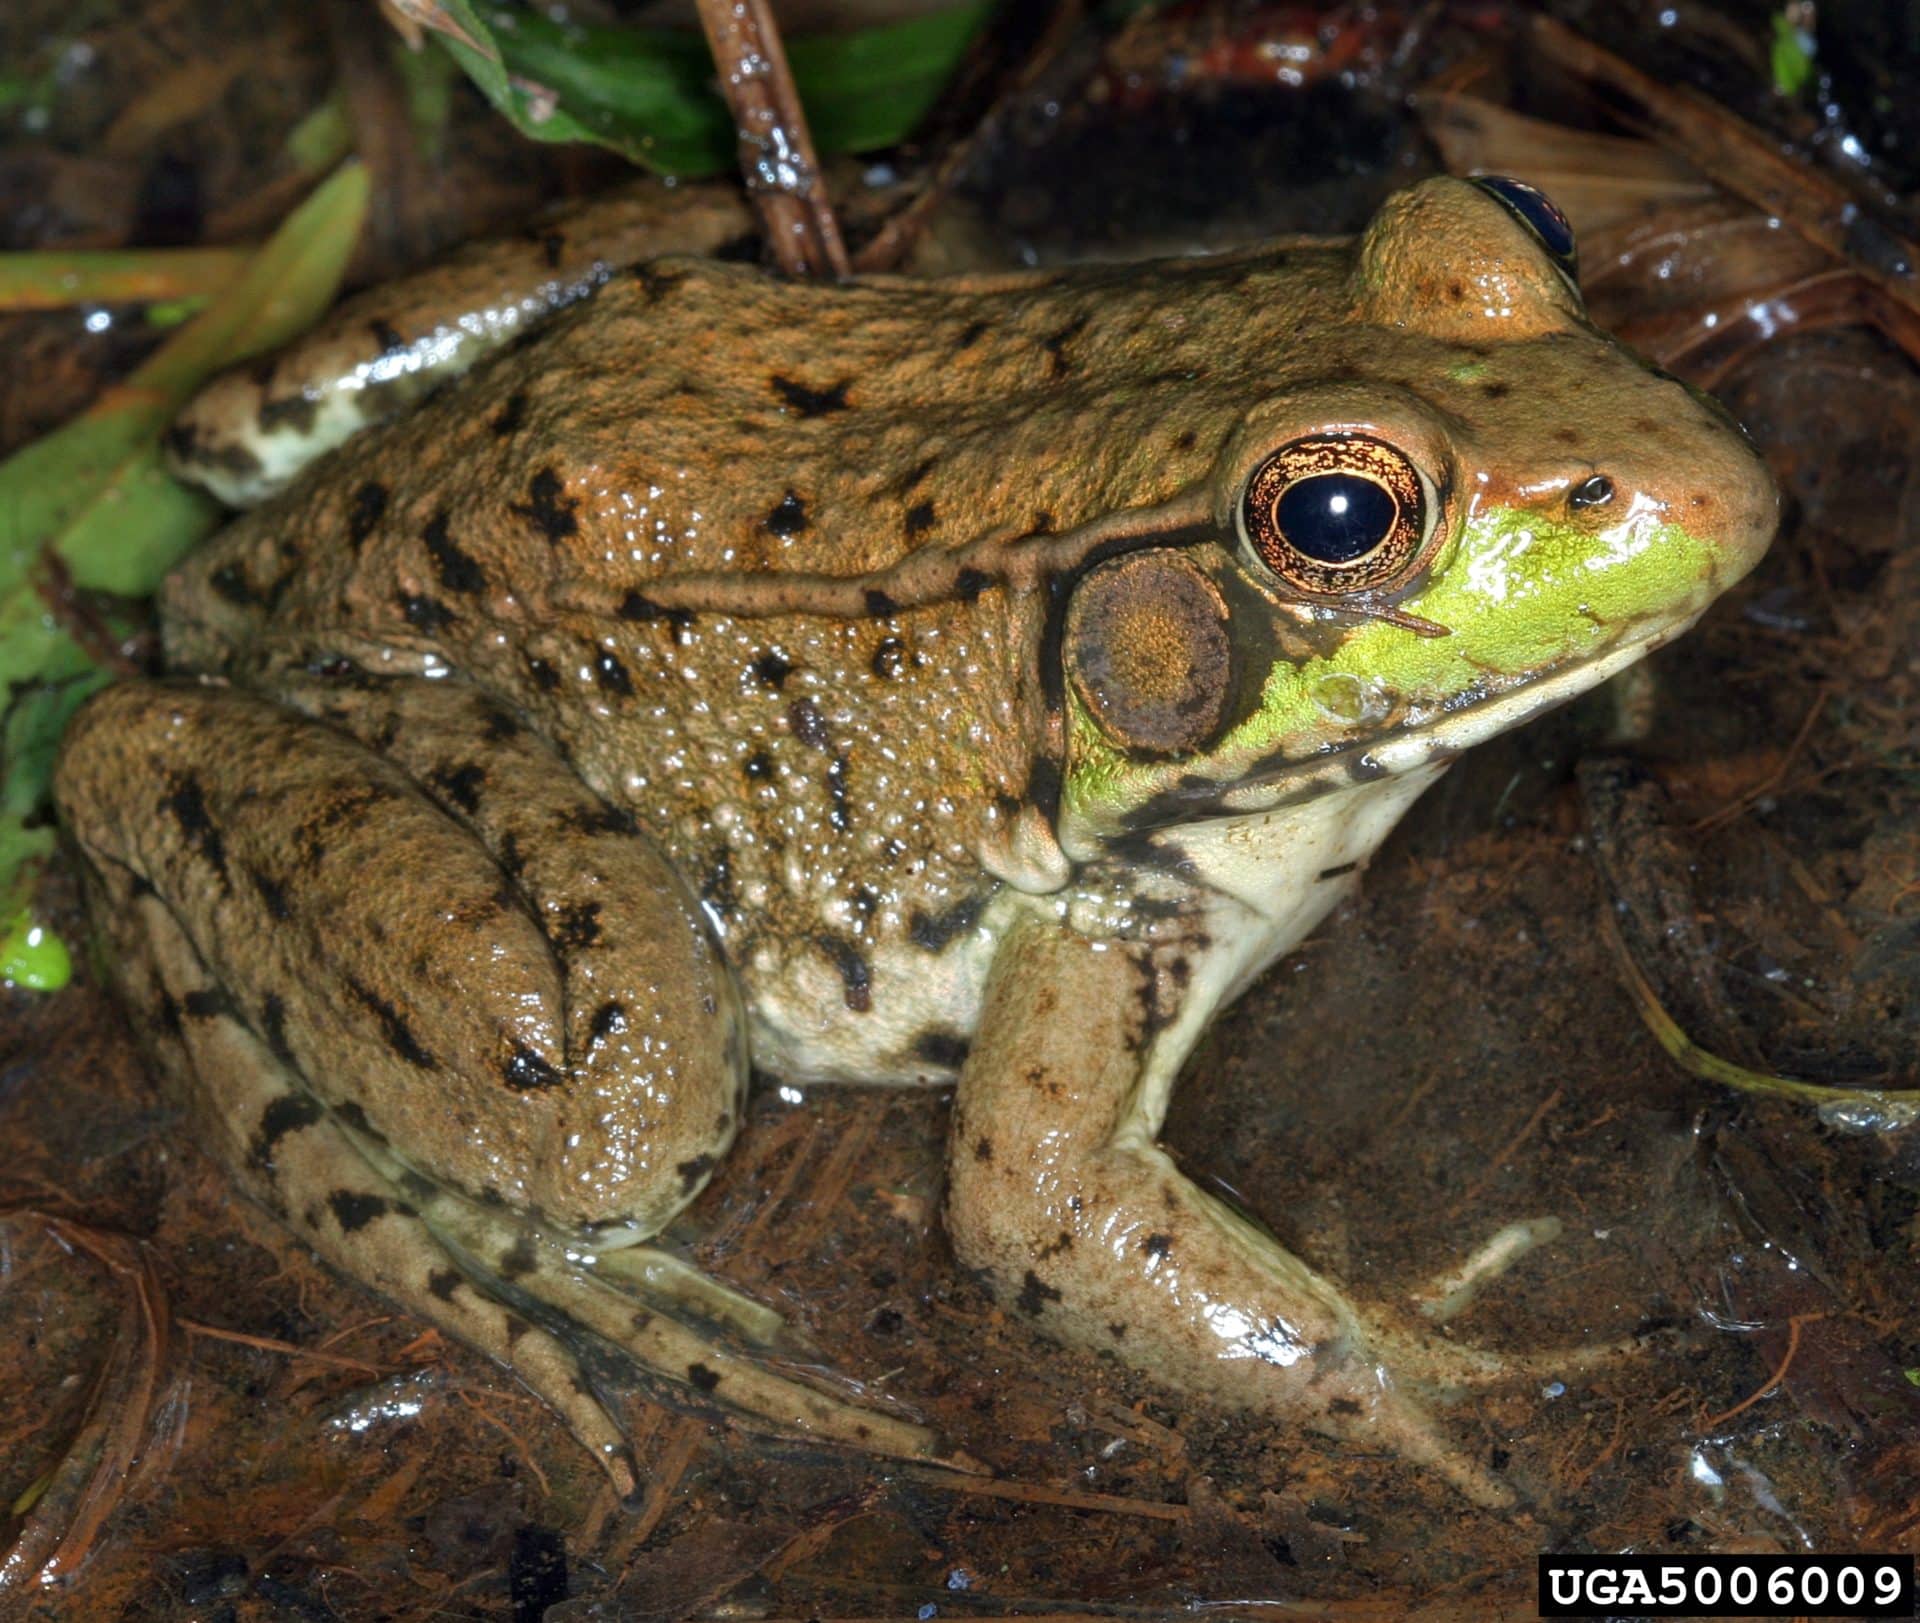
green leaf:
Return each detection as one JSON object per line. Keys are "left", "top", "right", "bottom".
{"left": 0, "top": 904, "right": 70, "bottom": 992}
{"left": 0, "top": 820, "right": 68, "bottom": 993}
{"left": 0, "top": 246, "right": 246, "bottom": 312}
{"left": 1771, "top": 12, "right": 1815, "bottom": 98}
{"left": 0, "top": 162, "right": 370, "bottom": 980}
{"left": 428, "top": 1, "right": 994, "bottom": 177}
{"left": 0, "top": 161, "right": 370, "bottom": 606}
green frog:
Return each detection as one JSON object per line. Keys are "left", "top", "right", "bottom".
{"left": 54, "top": 176, "right": 1775, "bottom": 1507}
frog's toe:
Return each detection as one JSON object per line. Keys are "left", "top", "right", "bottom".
{"left": 373, "top": 1169, "right": 941, "bottom": 1462}
{"left": 591, "top": 1241, "right": 786, "bottom": 1346}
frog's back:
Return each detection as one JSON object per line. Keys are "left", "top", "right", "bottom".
{"left": 162, "top": 245, "right": 1350, "bottom": 662}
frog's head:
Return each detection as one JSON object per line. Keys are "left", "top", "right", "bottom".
{"left": 1058, "top": 175, "right": 1776, "bottom": 848}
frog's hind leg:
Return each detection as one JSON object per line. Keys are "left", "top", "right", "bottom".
{"left": 54, "top": 675, "right": 938, "bottom": 1482}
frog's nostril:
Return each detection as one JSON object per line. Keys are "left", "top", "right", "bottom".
{"left": 1567, "top": 474, "right": 1614, "bottom": 511}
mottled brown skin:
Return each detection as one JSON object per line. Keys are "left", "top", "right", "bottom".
{"left": 54, "top": 177, "right": 1776, "bottom": 1505}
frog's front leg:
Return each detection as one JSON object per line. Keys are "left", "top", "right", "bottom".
{"left": 55, "top": 675, "right": 936, "bottom": 1488}
{"left": 947, "top": 916, "right": 1518, "bottom": 1509}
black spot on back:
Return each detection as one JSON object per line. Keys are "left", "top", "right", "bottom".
{"left": 770, "top": 375, "right": 850, "bottom": 416}
{"left": 257, "top": 392, "right": 318, "bottom": 434}
{"left": 590, "top": 1000, "right": 628, "bottom": 1040}
{"left": 505, "top": 1045, "right": 563, "bottom": 1091}
{"left": 904, "top": 500, "right": 936, "bottom": 538}
{"left": 514, "top": 467, "right": 580, "bottom": 542}
{"left": 954, "top": 568, "right": 988, "bottom": 601}
{"left": 347, "top": 483, "right": 388, "bottom": 551}
{"left": 1042, "top": 313, "right": 1088, "bottom": 378}
{"left": 399, "top": 592, "right": 454, "bottom": 632}
{"left": 751, "top": 651, "right": 793, "bottom": 690}
{"left": 871, "top": 636, "right": 906, "bottom": 680}
{"left": 765, "top": 491, "right": 808, "bottom": 536}
{"left": 676, "top": 1154, "right": 715, "bottom": 1193}
{"left": 422, "top": 510, "right": 487, "bottom": 594}
{"left": 687, "top": 1362, "right": 722, "bottom": 1393}
{"left": 526, "top": 655, "right": 560, "bottom": 691}
{"left": 490, "top": 390, "right": 527, "bottom": 436}
{"left": 594, "top": 649, "right": 632, "bottom": 696}
{"left": 863, "top": 588, "right": 898, "bottom": 618}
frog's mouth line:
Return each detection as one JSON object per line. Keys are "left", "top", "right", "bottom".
{"left": 1103, "top": 610, "right": 1699, "bottom": 837}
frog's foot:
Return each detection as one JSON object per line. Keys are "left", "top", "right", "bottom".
{"left": 326, "top": 1117, "right": 937, "bottom": 1462}
{"left": 949, "top": 921, "right": 1625, "bottom": 1510}
{"left": 54, "top": 677, "right": 939, "bottom": 1489}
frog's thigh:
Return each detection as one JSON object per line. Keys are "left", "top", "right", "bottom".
{"left": 945, "top": 918, "right": 1517, "bottom": 1509}
{"left": 56, "top": 677, "right": 744, "bottom": 1235}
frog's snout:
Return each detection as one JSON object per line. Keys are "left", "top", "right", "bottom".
{"left": 1673, "top": 422, "right": 1779, "bottom": 590}
{"left": 1605, "top": 391, "right": 1779, "bottom": 593}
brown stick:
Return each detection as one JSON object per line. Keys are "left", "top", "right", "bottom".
{"left": 695, "top": 0, "right": 849, "bottom": 279}
{"left": 1531, "top": 15, "right": 1920, "bottom": 323}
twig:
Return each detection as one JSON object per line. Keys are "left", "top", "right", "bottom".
{"left": 905, "top": 1464, "right": 1189, "bottom": 1522}
{"left": 1447, "top": 1087, "right": 1563, "bottom": 1217}
{"left": 179, "top": 1317, "right": 384, "bottom": 1377}
{"left": 1692, "top": 687, "right": 1830, "bottom": 834}
{"left": 853, "top": 2, "right": 1085, "bottom": 273}
{"left": 696, "top": 0, "right": 848, "bottom": 279}
{"left": 453, "top": 1387, "right": 551, "bottom": 1497}
{"left": 1698, "top": 1311, "right": 1824, "bottom": 1431}
{"left": 1531, "top": 16, "right": 1920, "bottom": 323}
{"left": 0, "top": 1215, "right": 170, "bottom": 1592}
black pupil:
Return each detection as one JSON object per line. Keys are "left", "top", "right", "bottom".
{"left": 1275, "top": 474, "right": 1396, "bottom": 565}
{"left": 1473, "top": 175, "right": 1576, "bottom": 267}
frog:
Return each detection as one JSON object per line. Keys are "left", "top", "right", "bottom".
{"left": 53, "top": 174, "right": 1776, "bottom": 1508}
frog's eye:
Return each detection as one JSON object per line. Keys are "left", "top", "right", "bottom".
{"left": 1469, "top": 175, "right": 1579, "bottom": 290}
{"left": 1237, "top": 435, "right": 1433, "bottom": 597}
